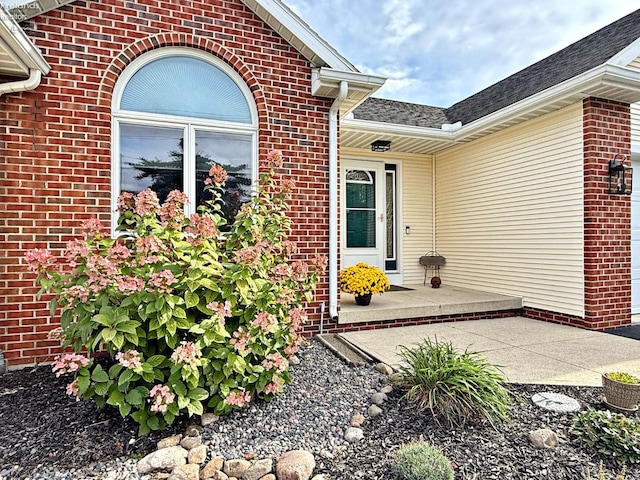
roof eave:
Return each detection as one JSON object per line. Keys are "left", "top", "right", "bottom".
{"left": 312, "top": 67, "right": 386, "bottom": 114}
{"left": 0, "top": 4, "right": 49, "bottom": 76}
{"left": 241, "top": 0, "right": 357, "bottom": 71}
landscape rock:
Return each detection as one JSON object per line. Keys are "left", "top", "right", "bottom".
{"left": 168, "top": 463, "right": 200, "bottom": 480}
{"left": 242, "top": 458, "right": 273, "bottom": 480}
{"left": 370, "top": 392, "right": 387, "bottom": 405}
{"left": 387, "top": 372, "right": 404, "bottom": 384}
{"left": 379, "top": 385, "right": 393, "bottom": 394}
{"left": 223, "top": 459, "right": 251, "bottom": 478}
{"left": 200, "top": 457, "right": 225, "bottom": 478}
{"left": 158, "top": 435, "right": 183, "bottom": 450}
{"left": 289, "top": 355, "right": 300, "bottom": 365}
{"left": 276, "top": 450, "right": 316, "bottom": 480}
{"left": 260, "top": 475, "right": 276, "bottom": 480}
{"left": 185, "top": 424, "right": 204, "bottom": 437}
{"left": 201, "top": 413, "right": 220, "bottom": 427}
{"left": 188, "top": 445, "right": 207, "bottom": 464}
{"left": 137, "top": 446, "right": 188, "bottom": 474}
{"left": 528, "top": 428, "right": 559, "bottom": 449}
{"left": 344, "top": 427, "right": 364, "bottom": 443}
{"left": 181, "top": 436, "right": 202, "bottom": 450}
{"left": 375, "top": 363, "right": 394, "bottom": 375}
{"left": 367, "top": 404, "right": 383, "bottom": 417}
{"left": 349, "top": 413, "right": 365, "bottom": 427}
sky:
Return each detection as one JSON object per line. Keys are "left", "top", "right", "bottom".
{"left": 283, "top": 0, "right": 639, "bottom": 108}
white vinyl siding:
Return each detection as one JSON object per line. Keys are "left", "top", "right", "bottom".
{"left": 631, "top": 102, "right": 640, "bottom": 146}
{"left": 435, "top": 104, "right": 584, "bottom": 317}
{"left": 401, "top": 155, "right": 434, "bottom": 284}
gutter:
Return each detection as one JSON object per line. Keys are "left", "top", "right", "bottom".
{"left": 0, "top": 68, "right": 42, "bottom": 96}
{"left": 328, "top": 81, "right": 348, "bottom": 322}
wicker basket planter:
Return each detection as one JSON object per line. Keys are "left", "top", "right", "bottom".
{"left": 602, "top": 373, "right": 640, "bottom": 411}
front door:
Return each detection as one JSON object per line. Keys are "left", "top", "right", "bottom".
{"left": 342, "top": 160, "right": 386, "bottom": 270}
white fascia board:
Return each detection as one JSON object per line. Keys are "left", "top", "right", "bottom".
{"left": 0, "top": 5, "right": 49, "bottom": 74}
{"left": 342, "top": 117, "right": 455, "bottom": 142}
{"left": 342, "top": 64, "right": 640, "bottom": 147}
{"left": 241, "top": 0, "right": 357, "bottom": 71}
{"left": 608, "top": 38, "right": 640, "bottom": 67}
{"left": 455, "top": 64, "right": 640, "bottom": 142}
{"left": 311, "top": 67, "right": 386, "bottom": 96}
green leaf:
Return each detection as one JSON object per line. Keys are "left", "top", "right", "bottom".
{"left": 147, "top": 416, "right": 161, "bottom": 431}
{"left": 187, "top": 399, "right": 203, "bottom": 416}
{"left": 117, "top": 321, "right": 139, "bottom": 335}
{"left": 91, "top": 365, "right": 109, "bottom": 383}
{"left": 187, "top": 388, "right": 209, "bottom": 401}
{"left": 173, "top": 307, "right": 187, "bottom": 319}
{"left": 146, "top": 355, "right": 166, "bottom": 368}
{"left": 77, "top": 374, "right": 90, "bottom": 393}
{"left": 119, "top": 368, "right": 134, "bottom": 386}
{"left": 173, "top": 380, "right": 187, "bottom": 397}
{"left": 94, "top": 382, "right": 110, "bottom": 396}
{"left": 185, "top": 291, "right": 199, "bottom": 308}
{"left": 119, "top": 402, "right": 132, "bottom": 417}
{"left": 113, "top": 332, "right": 125, "bottom": 350}
{"left": 125, "top": 389, "right": 143, "bottom": 406}
{"left": 92, "top": 313, "right": 112, "bottom": 327}
{"left": 177, "top": 395, "right": 190, "bottom": 409}
{"left": 101, "top": 327, "right": 116, "bottom": 343}
{"left": 107, "top": 389, "right": 124, "bottom": 406}
{"left": 108, "top": 363, "right": 123, "bottom": 379}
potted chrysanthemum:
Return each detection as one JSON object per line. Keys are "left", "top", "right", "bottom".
{"left": 602, "top": 371, "right": 640, "bottom": 411}
{"left": 339, "top": 263, "right": 390, "bottom": 306}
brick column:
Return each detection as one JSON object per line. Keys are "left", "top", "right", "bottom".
{"left": 583, "top": 97, "right": 631, "bottom": 329}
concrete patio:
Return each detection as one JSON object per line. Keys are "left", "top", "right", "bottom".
{"left": 341, "top": 316, "right": 640, "bottom": 386}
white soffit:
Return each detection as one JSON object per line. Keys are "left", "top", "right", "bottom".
{"left": 0, "top": 3, "right": 49, "bottom": 77}
{"left": 3, "top": 0, "right": 76, "bottom": 21}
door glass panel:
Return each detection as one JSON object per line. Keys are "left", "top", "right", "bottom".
{"left": 385, "top": 169, "right": 397, "bottom": 270}
{"left": 346, "top": 170, "right": 376, "bottom": 248}
{"left": 120, "top": 124, "right": 184, "bottom": 202}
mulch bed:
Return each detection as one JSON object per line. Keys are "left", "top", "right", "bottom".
{"left": 1, "top": 362, "right": 639, "bottom": 479}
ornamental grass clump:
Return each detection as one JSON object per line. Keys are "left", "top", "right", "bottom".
{"left": 339, "top": 262, "right": 390, "bottom": 296}
{"left": 392, "top": 441, "right": 454, "bottom": 480}
{"left": 395, "top": 337, "right": 512, "bottom": 428}
{"left": 25, "top": 149, "right": 327, "bottom": 435}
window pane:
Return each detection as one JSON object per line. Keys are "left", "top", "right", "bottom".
{"left": 194, "top": 131, "right": 252, "bottom": 225}
{"left": 120, "top": 124, "right": 183, "bottom": 202}
{"left": 346, "top": 210, "right": 376, "bottom": 248}
{"left": 121, "top": 56, "right": 252, "bottom": 123}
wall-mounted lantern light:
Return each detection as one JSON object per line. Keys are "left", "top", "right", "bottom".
{"left": 371, "top": 140, "right": 391, "bottom": 152}
{"left": 608, "top": 154, "right": 632, "bottom": 195}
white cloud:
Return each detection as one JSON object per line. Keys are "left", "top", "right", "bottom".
{"left": 282, "top": 0, "right": 639, "bottom": 106}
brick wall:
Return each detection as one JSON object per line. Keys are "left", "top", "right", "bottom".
{"left": 582, "top": 97, "right": 632, "bottom": 330}
{"left": 0, "top": 0, "right": 332, "bottom": 367}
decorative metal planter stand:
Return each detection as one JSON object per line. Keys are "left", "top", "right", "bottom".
{"left": 419, "top": 251, "right": 446, "bottom": 287}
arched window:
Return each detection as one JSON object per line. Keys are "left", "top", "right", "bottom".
{"left": 111, "top": 48, "right": 258, "bottom": 229}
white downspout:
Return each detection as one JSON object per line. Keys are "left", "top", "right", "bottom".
{"left": 328, "top": 81, "right": 348, "bottom": 322}
{"left": 0, "top": 69, "right": 42, "bottom": 96}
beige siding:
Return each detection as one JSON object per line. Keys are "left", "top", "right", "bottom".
{"left": 627, "top": 56, "right": 640, "bottom": 70}
{"left": 631, "top": 102, "right": 640, "bottom": 146}
{"left": 401, "top": 155, "right": 434, "bottom": 284}
{"left": 435, "top": 103, "right": 584, "bottom": 317}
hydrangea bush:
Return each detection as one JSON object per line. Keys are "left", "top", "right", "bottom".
{"left": 26, "top": 150, "right": 326, "bottom": 434}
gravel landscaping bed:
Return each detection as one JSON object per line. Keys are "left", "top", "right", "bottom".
{"left": 0, "top": 339, "right": 638, "bottom": 479}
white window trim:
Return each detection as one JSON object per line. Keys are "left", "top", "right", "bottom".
{"left": 110, "top": 47, "right": 258, "bottom": 235}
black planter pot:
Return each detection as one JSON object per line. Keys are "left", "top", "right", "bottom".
{"left": 355, "top": 294, "right": 372, "bottom": 306}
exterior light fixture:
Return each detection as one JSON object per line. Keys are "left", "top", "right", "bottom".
{"left": 608, "top": 154, "right": 632, "bottom": 195}
{"left": 371, "top": 140, "right": 391, "bottom": 152}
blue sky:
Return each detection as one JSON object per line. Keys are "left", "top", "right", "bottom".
{"left": 283, "top": 0, "right": 639, "bottom": 107}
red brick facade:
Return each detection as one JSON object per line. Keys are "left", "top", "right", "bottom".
{"left": 582, "top": 97, "right": 632, "bottom": 330}
{"left": 0, "top": 0, "right": 332, "bottom": 367}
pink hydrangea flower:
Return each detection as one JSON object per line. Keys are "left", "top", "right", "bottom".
{"left": 24, "top": 249, "right": 56, "bottom": 273}
{"left": 116, "top": 191, "right": 135, "bottom": 213}
{"left": 264, "top": 375, "right": 283, "bottom": 395}
{"left": 116, "top": 349, "right": 142, "bottom": 369}
{"left": 171, "top": 341, "right": 202, "bottom": 367}
{"left": 160, "top": 190, "right": 189, "bottom": 228}
{"left": 52, "top": 353, "right": 90, "bottom": 377}
{"left": 229, "top": 327, "right": 251, "bottom": 355}
{"left": 115, "top": 275, "right": 145, "bottom": 293}
{"left": 134, "top": 189, "right": 160, "bottom": 216}
{"left": 261, "top": 352, "right": 288, "bottom": 373}
{"left": 207, "top": 300, "right": 232, "bottom": 317}
{"left": 207, "top": 164, "right": 228, "bottom": 185}
{"left": 226, "top": 388, "right": 251, "bottom": 407}
{"left": 66, "top": 379, "right": 80, "bottom": 401}
{"left": 260, "top": 149, "right": 284, "bottom": 170}
{"left": 187, "top": 214, "right": 218, "bottom": 243}
{"left": 66, "top": 285, "right": 90, "bottom": 304}
{"left": 107, "top": 243, "right": 131, "bottom": 265}
{"left": 65, "top": 239, "right": 90, "bottom": 268}
{"left": 251, "top": 312, "right": 278, "bottom": 333}
{"left": 148, "top": 270, "right": 178, "bottom": 294}
{"left": 149, "top": 384, "right": 175, "bottom": 413}
{"left": 81, "top": 218, "right": 108, "bottom": 238}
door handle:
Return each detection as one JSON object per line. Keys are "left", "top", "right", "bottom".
{"left": 379, "top": 214, "right": 384, "bottom": 222}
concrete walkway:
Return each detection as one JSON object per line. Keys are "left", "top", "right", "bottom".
{"left": 341, "top": 317, "right": 640, "bottom": 386}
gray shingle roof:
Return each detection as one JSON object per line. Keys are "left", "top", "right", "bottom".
{"left": 351, "top": 97, "right": 448, "bottom": 128}
{"left": 353, "top": 8, "right": 640, "bottom": 128}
